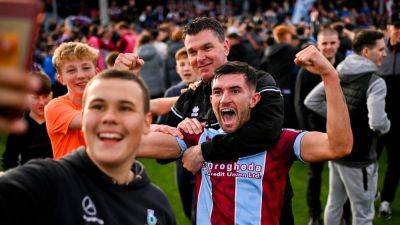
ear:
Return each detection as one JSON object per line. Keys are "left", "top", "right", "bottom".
{"left": 223, "top": 39, "right": 230, "bottom": 56}
{"left": 142, "top": 112, "right": 152, "bottom": 135}
{"left": 361, "top": 47, "right": 369, "bottom": 58}
{"left": 57, "top": 73, "right": 65, "bottom": 85}
{"left": 95, "top": 67, "right": 100, "bottom": 74}
{"left": 250, "top": 92, "right": 261, "bottom": 109}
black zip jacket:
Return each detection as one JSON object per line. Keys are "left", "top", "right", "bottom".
{"left": 0, "top": 148, "right": 176, "bottom": 225}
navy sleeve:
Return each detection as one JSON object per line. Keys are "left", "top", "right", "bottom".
{"left": 165, "top": 89, "right": 194, "bottom": 127}
{"left": 201, "top": 71, "right": 284, "bottom": 160}
{"left": 157, "top": 87, "right": 181, "bottom": 125}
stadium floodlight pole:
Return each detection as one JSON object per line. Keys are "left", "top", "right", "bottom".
{"left": 99, "top": 0, "right": 109, "bottom": 26}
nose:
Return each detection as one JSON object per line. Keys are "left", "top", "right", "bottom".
{"left": 183, "top": 63, "right": 191, "bottom": 71}
{"left": 197, "top": 50, "right": 206, "bottom": 63}
{"left": 220, "top": 91, "right": 232, "bottom": 104}
{"left": 101, "top": 107, "right": 118, "bottom": 125}
{"left": 38, "top": 96, "right": 46, "bottom": 105}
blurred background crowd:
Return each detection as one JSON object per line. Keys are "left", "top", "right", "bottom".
{"left": 35, "top": 0, "right": 398, "bottom": 100}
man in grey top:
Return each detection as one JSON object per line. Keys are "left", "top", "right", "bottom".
{"left": 305, "top": 30, "right": 391, "bottom": 225}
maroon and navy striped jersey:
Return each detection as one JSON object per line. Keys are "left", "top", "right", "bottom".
{"left": 177, "top": 128, "right": 306, "bottom": 225}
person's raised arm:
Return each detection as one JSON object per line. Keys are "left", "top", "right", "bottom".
{"left": 150, "top": 96, "right": 179, "bottom": 116}
{"left": 136, "top": 131, "right": 181, "bottom": 159}
{"left": 113, "top": 53, "right": 144, "bottom": 76}
{"left": 294, "top": 45, "right": 353, "bottom": 162}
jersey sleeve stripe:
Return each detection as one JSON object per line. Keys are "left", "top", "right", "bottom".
{"left": 259, "top": 88, "right": 282, "bottom": 94}
{"left": 294, "top": 131, "right": 308, "bottom": 162}
{"left": 170, "top": 106, "right": 183, "bottom": 119}
{"left": 175, "top": 137, "right": 188, "bottom": 156}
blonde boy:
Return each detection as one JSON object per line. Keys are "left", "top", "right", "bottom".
{"left": 157, "top": 47, "right": 197, "bottom": 124}
{"left": 45, "top": 42, "right": 98, "bottom": 159}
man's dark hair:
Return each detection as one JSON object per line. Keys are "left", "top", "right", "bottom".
{"left": 227, "top": 32, "right": 240, "bottom": 40}
{"left": 352, "top": 30, "right": 384, "bottom": 54}
{"left": 31, "top": 71, "right": 51, "bottom": 95}
{"left": 183, "top": 17, "right": 225, "bottom": 42}
{"left": 85, "top": 69, "right": 150, "bottom": 113}
{"left": 105, "top": 51, "right": 119, "bottom": 68}
{"left": 138, "top": 34, "right": 152, "bottom": 46}
{"left": 213, "top": 61, "right": 258, "bottom": 90}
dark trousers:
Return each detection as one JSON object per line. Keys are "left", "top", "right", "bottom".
{"left": 307, "top": 162, "right": 324, "bottom": 218}
{"left": 377, "top": 129, "right": 400, "bottom": 203}
{"left": 176, "top": 160, "right": 195, "bottom": 224}
{"left": 280, "top": 177, "right": 295, "bottom": 225}
{"left": 307, "top": 162, "right": 351, "bottom": 222}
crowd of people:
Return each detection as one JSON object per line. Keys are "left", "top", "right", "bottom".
{"left": 0, "top": 0, "right": 399, "bottom": 225}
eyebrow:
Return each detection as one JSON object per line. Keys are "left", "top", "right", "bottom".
{"left": 119, "top": 100, "right": 136, "bottom": 106}
{"left": 82, "top": 62, "right": 92, "bottom": 66}
{"left": 89, "top": 98, "right": 135, "bottom": 105}
{"left": 187, "top": 42, "right": 213, "bottom": 51}
{"left": 212, "top": 85, "right": 242, "bottom": 91}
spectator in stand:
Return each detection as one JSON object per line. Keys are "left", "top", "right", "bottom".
{"left": 260, "top": 24, "right": 298, "bottom": 128}
{"left": 331, "top": 22, "right": 353, "bottom": 56}
{"left": 238, "top": 19, "right": 264, "bottom": 68}
{"left": 227, "top": 32, "right": 248, "bottom": 63}
{"left": 136, "top": 33, "right": 165, "bottom": 99}
{"left": 164, "top": 27, "right": 184, "bottom": 88}
{"left": 87, "top": 25, "right": 106, "bottom": 71}
{"left": 377, "top": 11, "right": 400, "bottom": 219}
{"left": 116, "top": 21, "right": 137, "bottom": 53}
{"left": 99, "top": 28, "right": 116, "bottom": 52}
{"left": 2, "top": 72, "right": 53, "bottom": 170}
{"left": 153, "top": 23, "right": 171, "bottom": 60}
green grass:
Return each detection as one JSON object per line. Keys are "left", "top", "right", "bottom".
{"left": 0, "top": 134, "right": 398, "bottom": 225}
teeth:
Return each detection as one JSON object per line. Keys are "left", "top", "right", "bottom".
{"left": 98, "top": 133, "right": 122, "bottom": 139}
{"left": 221, "top": 109, "right": 234, "bottom": 113}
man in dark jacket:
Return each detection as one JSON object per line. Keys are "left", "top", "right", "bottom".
{"left": 294, "top": 28, "right": 346, "bottom": 225}
{"left": 376, "top": 12, "right": 400, "bottom": 219}
{"left": 260, "top": 24, "right": 297, "bottom": 128}
{"left": 0, "top": 70, "right": 176, "bottom": 225}
{"left": 165, "top": 17, "right": 294, "bottom": 225}
{"left": 305, "top": 30, "right": 391, "bottom": 225}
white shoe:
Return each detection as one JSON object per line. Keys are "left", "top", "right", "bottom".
{"left": 379, "top": 201, "right": 392, "bottom": 219}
